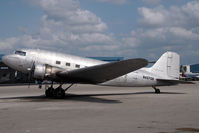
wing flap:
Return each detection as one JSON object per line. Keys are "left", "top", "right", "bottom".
{"left": 57, "top": 58, "right": 148, "bottom": 84}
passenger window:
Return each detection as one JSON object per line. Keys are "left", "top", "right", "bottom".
{"left": 75, "top": 64, "right": 80, "bottom": 68}
{"left": 56, "top": 61, "right": 61, "bottom": 65}
{"left": 15, "top": 51, "right": 26, "bottom": 56}
{"left": 66, "top": 62, "right": 70, "bottom": 66}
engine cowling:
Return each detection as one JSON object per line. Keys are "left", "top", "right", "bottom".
{"left": 33, "top": 64, "right": 62, "bottom": 80}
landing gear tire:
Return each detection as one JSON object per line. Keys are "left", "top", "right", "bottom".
{"left": 155, "top": 89, "right": 160, "bottom": 94}
{"left": 45, "top": 87, "right": 54, "bottom": 97}
{"left": 45, "top": 83, "right": 73, "bottom": 99}
{"left": 152, "top": 86, "right": 161, "bottom": 94}
{"left": 53, "top": 87, "right": 65, "bottom": 99}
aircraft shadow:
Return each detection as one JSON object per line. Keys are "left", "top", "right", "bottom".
{"left": 0, "top": 94, "right": 121, "bottom": 104}
{"left": 0, "top": 91, "right": 186, "bottom": 104}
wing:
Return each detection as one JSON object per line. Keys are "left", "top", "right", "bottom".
{"left": 57, "top": 58, "right": 148, "bottom": 84}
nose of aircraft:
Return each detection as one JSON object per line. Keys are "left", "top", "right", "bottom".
{"left": 2, "top": 55, "right": 8, "bottom": 64}
{"left": 2, "top": 55, "right": 15, "bottom": 67}
{"left": 2, "top": 54, "right": 26, "bottom": 72}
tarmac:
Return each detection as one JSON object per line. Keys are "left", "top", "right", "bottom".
{"left": 0, "top": 82, "right": 199, "bottom": 133}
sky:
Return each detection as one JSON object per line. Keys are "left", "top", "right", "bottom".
{"left": 0, "top": 0, "right": 199, "bottom": 65}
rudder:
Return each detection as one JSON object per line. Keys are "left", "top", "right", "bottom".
{"left": 150, "top": 52, "right": 180, "bottom": 80}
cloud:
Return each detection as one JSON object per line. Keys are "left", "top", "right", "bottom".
{"left": 138, "top": 1, "right": 199, "bottom": 28}
{"left": 0, "top": 0, "right": 120, "bottom": 56}
{"left": 96, "top": 0, "right": 127, "bottom": 4}
{"left": 0, "top": 37, "right": 19, "bottom": 52}
{"left": 97, "top": 0, "right": 162, "bottom": 5}
{"left": 1, "top": 0, "right": 199, "bottom": 64}
{"left": 122, "top": 1, "right": 199, "bottom": 63}
{"left": 142, "top": 0, "right": 162, "bottom": 5}
{"left": 138, "top": 6, "right": 168, "bottom": 26}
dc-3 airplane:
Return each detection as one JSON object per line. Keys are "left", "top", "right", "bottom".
{"left": 2, "top": 49, "right": 185, "bottom": 98}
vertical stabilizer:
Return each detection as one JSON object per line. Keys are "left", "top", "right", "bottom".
{"left": 150, "top": 52, "right": 180, "bottom": 79}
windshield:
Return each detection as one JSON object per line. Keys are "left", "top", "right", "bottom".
{"left": 15, "top": 51, "right": 26, "bottom": 56}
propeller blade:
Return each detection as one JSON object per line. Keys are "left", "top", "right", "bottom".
{"left": 27, "top": 61, "right": 35, "bottom": 88}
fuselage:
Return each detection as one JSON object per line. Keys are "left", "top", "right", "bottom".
{"left": 2, "top": 49, "right": 172, "bottom": 87}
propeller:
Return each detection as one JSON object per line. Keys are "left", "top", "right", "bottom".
{"left": 27, "top": 61, "right": 35, "bottom": 88}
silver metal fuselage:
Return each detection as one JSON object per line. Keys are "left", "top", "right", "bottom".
{"left": 2, "top": 49, "right": 167, "bottom": 87}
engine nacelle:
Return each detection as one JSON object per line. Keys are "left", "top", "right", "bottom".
{"left": 33, "top": 64, "right": 62, "bottom": 80}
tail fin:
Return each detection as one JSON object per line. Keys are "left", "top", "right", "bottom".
{"left": 150, "top": 52, "right": 180, "bottom": 80}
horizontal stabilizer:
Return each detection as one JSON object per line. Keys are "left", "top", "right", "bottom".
{"left": 157, "top": 79, "right": 195, "bottom": 84}
{"left": 57, "top": 58, "right": 148, "bottom": 84}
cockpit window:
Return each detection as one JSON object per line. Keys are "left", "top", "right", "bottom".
{"left": 15, "top": 51, "right": 26, "bottom": 56}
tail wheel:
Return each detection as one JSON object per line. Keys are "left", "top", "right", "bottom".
{"left": 152, "top": 86, "right": 161, "bottom": 94}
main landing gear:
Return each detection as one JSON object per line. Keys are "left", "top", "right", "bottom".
{"left": 45, "top": 83, "right": 74, "bottom": 98}
{"left": 152, "top": 86, "right": 160, "bottom": 94}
